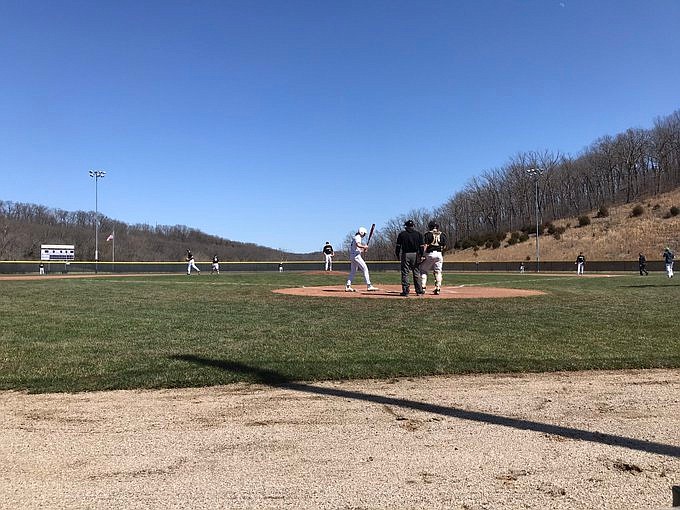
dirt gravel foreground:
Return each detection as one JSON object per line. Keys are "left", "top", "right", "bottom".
{"left": 1, "top": 369, "right": 679, "bottom": 510}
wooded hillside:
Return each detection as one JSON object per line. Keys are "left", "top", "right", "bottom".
{"left": 446, "top": 187, "right": 680, "bottom": 262}
{"left": 0, "top": 202, "right": 320, "bottom": 262}
{"left": 369, "top": 110, "right": 680, "bottom": 260}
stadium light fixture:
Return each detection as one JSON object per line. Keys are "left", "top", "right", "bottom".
{"left": 526, "top": 167, "right": 542, "bottom": 272}
{"left": 89, "top": 170, "right": 106, "bottom": 273}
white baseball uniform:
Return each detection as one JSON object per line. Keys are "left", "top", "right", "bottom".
{"left": 346, "top": 234, "right": 372, "bottom": 287}
{"left": 187, "top": 251, "right": 200, "bottom": 274}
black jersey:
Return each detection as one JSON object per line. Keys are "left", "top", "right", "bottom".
{"left": 424, "top": 230, "right": 448, "bottom": 253}
{"left": 323, "top": 244, "right": 334, "bottom": 255}
{"left": 576, "top": 255, "right": 585, "bottom": 264}
{"left": 395, "top": 229, "right": 424, "bottom": 257}
{"left": 212, "top": 255, "right": 219, "bottom": 264}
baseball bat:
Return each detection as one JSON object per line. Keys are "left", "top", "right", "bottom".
{"left": 367, "top": 223, "right": 376, "bottom": 245}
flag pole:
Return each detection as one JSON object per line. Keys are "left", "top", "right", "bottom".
{"left": 112, "top": 229, "right": 115, "bottom": 270}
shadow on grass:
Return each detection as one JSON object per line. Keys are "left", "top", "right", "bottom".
{"left": 171, "top": 354, "right": 680, "bottom": 458}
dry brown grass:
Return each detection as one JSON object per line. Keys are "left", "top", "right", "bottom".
{"left": 446, "top": 188, "right": 680, "bottom": 262}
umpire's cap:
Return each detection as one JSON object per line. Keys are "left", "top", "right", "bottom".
{"left": 404, "top": 220, "right": 415, "bottom": 228}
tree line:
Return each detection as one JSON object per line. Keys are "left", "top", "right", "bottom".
{"left": 366, "top": 110, "right": 680, "bottom": 259}
{"left": 0, "top": 203, "right": 320, "bottom": 262}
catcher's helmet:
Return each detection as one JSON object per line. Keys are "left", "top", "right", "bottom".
{"left": 428, "top": 220, "right": 439, "bottom": 230}
{"left": 358, "top": 226, "right": 368, "bottom": 235}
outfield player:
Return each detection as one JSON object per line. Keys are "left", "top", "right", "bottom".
{"left": 346, "top": 226, "right": 378, "bottom": 292}
{"left": 322, "top": 241, "right": 335, "bottom": 271}
{"left": 576, "top": 252, "right": 585, "bottom": 275}
{"left": 395, "top": 220, "right": 424, "bottom": 296}
{"left": 186, "top": 249, "right": 201, "bottom": 275}
{"left": 638, "top": 253, "right": 649, "bottom": 276}
{"left": 211, "top": 254, "right": 220, "bottom": 275}
{"left": 663, "top": 247, "right": 674, "bottom": 278}
{"left": 420, "top": 220, "right": 448, "bottom": 295}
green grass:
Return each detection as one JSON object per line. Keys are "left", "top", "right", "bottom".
{"left": 1, "top": 271, "right": 678, "bottom": 393}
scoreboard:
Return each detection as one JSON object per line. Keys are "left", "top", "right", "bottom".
{"left": 41, "top": 244, "right": 75, "bottom": 261}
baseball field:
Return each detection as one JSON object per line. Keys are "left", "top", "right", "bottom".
{"left": 1, "top": 270, "right": 680, "bottom": 509}
{"left": 1, "top": 270, "right": 678, "bottom": 393}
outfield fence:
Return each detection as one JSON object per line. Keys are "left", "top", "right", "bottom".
{"left": 0, "top": 260, "right": 666, "bottom": 274}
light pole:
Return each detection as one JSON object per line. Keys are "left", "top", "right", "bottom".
{"left": 526, "top": 167, "right": 542, "bottom": 272}
{"left": 89, "top": 170, "right": 106, "bottom": 273}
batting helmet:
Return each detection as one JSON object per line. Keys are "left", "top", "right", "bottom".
{"left": 358, "top": 227, "right": 368, "bottom": 235}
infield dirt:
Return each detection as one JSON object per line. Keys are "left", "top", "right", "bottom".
{"left": 1, "top": 369, "right": 678, "bottom": 509}
{"left": 273, "top": 284, "right": 545, "bottom": 299}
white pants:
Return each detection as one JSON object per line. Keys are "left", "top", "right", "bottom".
{"left": 666, "top": 263, "right": 674, "bottom": 278}
{"left": 39, "top": 267, "right": 45, "bottom": 275}
{"left": 577, "top": 262, "right": 584, "bottom": 275}
{"left": 347, "top": 254, "right": 371, "bottom": 287}
{"left": 187, "top": 259, "right": 200, "bottom": 274}
{"left": 324, "top": 254, "right": 333, "bottom": 271}
{"left": 420, "top": 251, "right": 443, "bottom": 289}
{"left": 211, "top": 263, "right": 219, "bottom": 274}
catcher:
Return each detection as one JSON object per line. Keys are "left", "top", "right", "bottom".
{"left": 420, "top": 221, "right": 448, "bottom": 295}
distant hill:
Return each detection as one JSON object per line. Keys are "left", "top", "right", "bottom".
{"left": 0, "top": 200, "right": 321, "bottom": 262}
{"left": 445, "top": 188, "right": 680, "bottom": 262}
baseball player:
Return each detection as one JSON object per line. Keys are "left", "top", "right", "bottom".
{"left": 211, "top": 254, "right": 220, "bottom": 275}
{"left": 395, "top": 220, "right": 425, "bottom": 296}
{"left": 186, "top": 249, "right": 201, "bottom": 275}
{"left": 346, "top": 226, "right": 378, "bottom": 292}
{"left": 322, "top": 241, "right": 335, "bottom": 271}
{"left": 420, "top": 220, "right": 448, "bottom": 295}
{"left": 638, "top": 253, "right": 649, "bottom": 276}
{"left": 576, "top": 252, "right": 586, "bottom": 275}
{"left": 663, "top": 247, "right": 674, "bottom": 278}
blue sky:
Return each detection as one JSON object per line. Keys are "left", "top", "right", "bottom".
{"left": 2, "top": 1, "right": 679, "bottom": 253}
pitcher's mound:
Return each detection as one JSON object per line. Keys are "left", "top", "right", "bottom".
{"left": 273, "top": 284, "right": 545, "bottom": 299}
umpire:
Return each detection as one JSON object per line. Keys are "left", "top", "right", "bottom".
{"left": 395, "top": 220, "right": 425, "bottom": 296}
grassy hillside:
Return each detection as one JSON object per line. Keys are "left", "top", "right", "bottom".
{"left": 446, "top": 188, "right": 680, "bottom": 262}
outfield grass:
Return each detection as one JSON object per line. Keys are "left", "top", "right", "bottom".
{"left": 1, "top": 271, "right": 678, "bottom": 393}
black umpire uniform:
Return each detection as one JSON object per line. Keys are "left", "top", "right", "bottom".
{"left": 395, "top": 220, "right": 425, "bottom": 296}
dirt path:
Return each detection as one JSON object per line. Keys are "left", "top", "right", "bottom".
{"left": 1, "top": 369, "right": 678, "bottom": 509}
